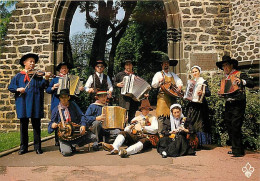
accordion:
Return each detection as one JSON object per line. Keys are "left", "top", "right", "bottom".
{"left": 102, "top": 106, "right": 126, "bottom": 129}
{"left": 57, "top": 74, "right": 83, "bottom": 95}
{"left": 58, "top": 122, "right": 83, "bottom": 141}
{"left": 184, "top": 79, "right": 205, "bottom": 103}
{"left": 121, "top": 74, "right": 151, "bottom": 101}
{"left": 219, "top": 72, "right": 241, "bottom": 96}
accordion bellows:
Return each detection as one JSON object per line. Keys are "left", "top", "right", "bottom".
{"left": 57, "top": 74, "right": 83, "bottom": 95}
{"left": 121, "top": 74, "right": 151, "bottom": 101}
{"left": 102, "top": 106, "right": 126, "bottom": 129}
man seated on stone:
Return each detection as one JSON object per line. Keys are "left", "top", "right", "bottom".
{"left": 48, "top": 89, "right": 96, "bottom": 156}
{"left": 84, "top": 91, "right": 110, "bottom": 150}
{"left": 103, "top": 99, "right": 158, "bottom": 158}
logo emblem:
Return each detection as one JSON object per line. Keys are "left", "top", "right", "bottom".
{"left": 242, "top": 162, "right": 254, "bottom": 178}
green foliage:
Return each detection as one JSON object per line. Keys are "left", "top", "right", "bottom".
{"left": 0, "top": 1, "right": 17, "bottom": 41}
{"left": 0, "top": 130, "right": 52, "bottom": 152}
{"left": 205, "top": 73, "right": 260, "bottom": 150}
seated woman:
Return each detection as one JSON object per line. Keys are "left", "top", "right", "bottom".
{"left": 157, "top": 104, "right": 196, "bottom": 158}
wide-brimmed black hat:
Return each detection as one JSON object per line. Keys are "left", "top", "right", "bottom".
{"left": 121, "top": 59, "right": 136, "bottom": 67}
{"left": 19, "top": 53, "right": 39, "bottom": 66}
{"left": 59, "top": 89, "right": 70, "bottom": 96}
{"left": 216, "top": 55, "right": 238, "bottom": 70}
{"left": 56, "top": 62, "right": 73, "bottom": 71}
{"left": 92, "top": 60, "right": 107, "bottom": 68}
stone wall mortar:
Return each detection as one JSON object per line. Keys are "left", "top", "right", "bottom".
{"left": 179, "top": 0, "right": 232, "bottom": 74}
{"left": 230, "top": 0, "right": 260, "bottom": 62}
{"left": 0, "top": 0, "right": 55, "bottom": 132}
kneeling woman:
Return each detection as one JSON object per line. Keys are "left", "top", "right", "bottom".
{"left": 157, "top": 104, "right": 196, "bottom": 158}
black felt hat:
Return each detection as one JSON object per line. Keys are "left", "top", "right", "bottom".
{"left": 121, "top": 59, "right": 136, "bottom": 67}
{"left": 19, "top": 53, "right": 39, "bottom": 66}
{"left": 216, "top": 55, "right": 238, "bottom": 70}
{"left": 56, "top": 62, "right": 73, "bottom": 71}
{"left": 59, "top": 89, "right": 70, "bottom": 96}
{"left": 92, "top": 60, "right": 107, "bottom": 68}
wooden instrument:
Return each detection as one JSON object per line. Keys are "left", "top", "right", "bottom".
{"left": 184, "top": 79, "right": 206, "bottom": 103}
{"left": 160, "top": 82, "right": 184, "bottom": 98}
{"left": 121, "top": 74, "right": 151, "bottom": 101}
{"left": 57, "top": 74, "right": 83, "bottom": 95}
{"left": 219, "top": 71, "right": 241, "bottom": 96}
{"left": 102, "top": 106, "right": 126, "bottom": 129}
{"left": 57, "top": 122, "right": 83, "bottom": 141}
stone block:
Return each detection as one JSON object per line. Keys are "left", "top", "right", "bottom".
{"left": 2, "top": 124, "right": 16, "bottom": 129}
{"left": 11, "top": 65, "right": 18, "bottom": 69}
{"left": 182, "top": 8, "right": 191, "bottom": 14}
{"left": 33, "top": 46, "right": 42, "bottom": 53}
{"left": 24, "top": 10, "right": 30, "bottom": 15}
{"left": 7, "top": 24, "right": 15, "bottom": 29}
{"left": 21, "top": 16, "right": 33, "bottom": 22}
{"left": 184, "top": 45, "right": 192, "bottom": 51}
{"left": 38, "top": 22, "right": 51, "bottom": 30}
{"left": 183, "top": 20, "right": 197, "bottom": 27}
{"left": 0, "top": 65, "right": 10, "bottom": 70}
{"left": 206, "top": 7, "right": 218, "bottom": 14}
{"left": 191, "top": 28, "right": 203, "bottom": 32}
{"left": 13, "top": 39, "right": 25, "bottom": 46}
{"left": 30, "top": 3, "right": 39, "bottom": 8}
{"left": 213, "top": 19, "right": 223, "bottom": 26}
{"left": 35, "top": 14, "right": 51, "bottom": 22}
{"left": 16, "top": 2, "right": 29, "bottom": 9}
{"left": 25, "top": 23, "right": 36, "bottom": 29}
{"left": 184, "top": 34, "right": 197, "bottom": 41}
{"left": 192, "top": 8, "right": 204, "bottom": 14}
{"left": 31, "top": 9, "right": 40, "bottom": 14}
{"left": 3, "top": 47, "right": 16, "bottom": 53}
{"left": 204, "top": 46, "right": 214, "bottom": 51}
{"left": 26, "top": 40, "right": 36, "bottom": 45}
{"left": 18, "top": 46, "right": 32, "bottom": 53}
{"left": 220, "top": 7, "right": 229, "bottom": 13}
{"left": 9, "top": 17, "right": 19, "bottom": 22}
{"left": 190, "top": 1, "right": 202, "bottom": 6}
{"left": 0, "top": 106, "right": 12, "bottom": 111}
{"left": 19, "top": 30, "right": 30, "bottom": 34}
{"left": 199, "top": 19, "right": 211, "bottom": 27}
{"left": 43, "top": 45, "right": 52, "bottom": 51}
{"left": 6, "top": 112, "right": 15, "bottom": 119}
{"left": 236, "top": 36, "right": 246, "bottom": 44}
{"left": 205, "top": 28, "right": 218, "bottom": 35}
{"left": 16, "top": 23, "right": 23, "bottom": 29}
{"left": 37, "top": 39, "right": 49, "bottom": 44}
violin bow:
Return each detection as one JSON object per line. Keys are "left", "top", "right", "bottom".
{"left": 18, "top": 70, "right": 38, "bottom": 96}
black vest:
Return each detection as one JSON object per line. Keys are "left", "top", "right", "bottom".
{"left": 90, "top": 73, "right": 108, "bottom": 91}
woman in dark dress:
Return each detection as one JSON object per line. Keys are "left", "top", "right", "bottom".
{"left": 185, "top": 65, "right": 211, "bottom": 148}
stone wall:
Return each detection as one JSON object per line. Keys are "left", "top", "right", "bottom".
{"left": 0, "top": 1, "right": 55, "bottom": 132}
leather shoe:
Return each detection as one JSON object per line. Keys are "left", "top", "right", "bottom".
{"left": 103, "top": 143, "right": 114, "bottom": 152}
{"left": 35, "top": 149, "right": 43, "bottom": 154}
{"left": 18, "top": 149, "right": 28, "bottom": 155}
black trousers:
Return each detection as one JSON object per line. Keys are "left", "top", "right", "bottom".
{"left": 20, "top": 118, "right": 41, "bottom": 151}
{"left": 224, "top": 100, "right": 246, "bottom": 155}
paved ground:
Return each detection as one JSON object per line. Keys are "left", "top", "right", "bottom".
{"left": 0, "top": 138, "right": 259, "bottom": 181}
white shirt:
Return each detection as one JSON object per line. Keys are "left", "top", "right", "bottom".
{"left": 84, "top": 72, "right": 113, "bottom": 92}
{"left": 124, "top": 114, "right": 158, "bottom": 134}
{"left": 151, "top": 70, "right": 183, "bottom": 89}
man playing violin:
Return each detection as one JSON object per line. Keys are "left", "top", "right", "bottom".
{"left": 103, "top": 99, "right": 158, "bottom": 158}
{"left": 8, "top": 53, "right": 51, "bottom": 155}
{"left": 216, "top": 55, "right": 254, "bottom": 157}
{"left": 151, "top": 54, "right": 183, "bottom": 137}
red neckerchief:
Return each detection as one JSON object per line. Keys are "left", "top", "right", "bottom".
{"left": 20, "top": 70, "right": 30, "bottom": 82}
{"left": 226, "top": 69, "right": 239, "bottom": 79}
{"left": 124, "top": 70, "right": 134, "bottom": 75}
{"left": 58, "top": 103, "right": 71, "bottom": 122}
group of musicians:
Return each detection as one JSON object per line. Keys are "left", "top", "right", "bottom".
{"left": 8, "top": 53, "right": 254, "bottom": 157}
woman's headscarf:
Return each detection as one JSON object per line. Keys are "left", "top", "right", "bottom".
{"left": 170, "top": 104, "right": 184, "bottom": 132}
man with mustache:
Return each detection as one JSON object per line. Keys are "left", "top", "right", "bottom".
{"left": 151, "top": 55, "right": 183, "bottom": 138}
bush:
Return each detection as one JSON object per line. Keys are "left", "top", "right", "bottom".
{"left": 206, "top": 73, "right": 259, "bottom": 150}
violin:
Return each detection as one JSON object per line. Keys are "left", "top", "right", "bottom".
{"left": 27, "top": 69, "right": 55, "bottom": 78}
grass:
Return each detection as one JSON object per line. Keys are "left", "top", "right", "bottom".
{"left": 0, "top": 129, "right": 53, "bottom": 152}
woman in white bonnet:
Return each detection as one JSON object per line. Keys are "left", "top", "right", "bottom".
{"left": 185, "top": 65, "right": 211, "bottom": 148}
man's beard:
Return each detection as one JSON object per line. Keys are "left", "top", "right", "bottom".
{"left": 163, "top": 66, "right": 169, "bottom": 71}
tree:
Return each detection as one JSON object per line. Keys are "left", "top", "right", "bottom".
{"left": 79, "top": 0, "right": 137, "bottom": 78}
{"left": 0, "top": 1, "right": 17, "bottom": 41}
{"left": 114, "top": 1, "right": 167, "bottom": 105}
